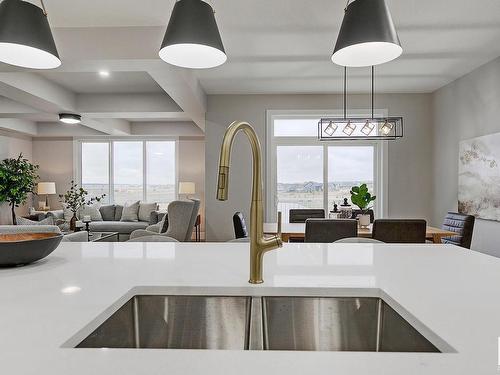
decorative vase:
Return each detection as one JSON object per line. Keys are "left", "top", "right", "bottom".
{"left": 358, "top": 214, "right": 371, "bottom": 228}
{"left": 70, "top": 213, "right": 77, "bottom": 231}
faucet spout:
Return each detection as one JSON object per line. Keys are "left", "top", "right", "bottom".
{"left": 216, "top": 121, "right": 283, "bottom": 284}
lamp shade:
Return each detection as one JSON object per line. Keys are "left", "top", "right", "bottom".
{"left": 0, "top": 0, "right": 61, "bottom": 69}
{"left": 179, "top": 182, "right": 195, "bottom": 195}
{"left": 331, "top": 0, "right": 402, "bottom": 67}
{"left": 37, "top": 182, "right": 56, "bottom": 195}
{"left": 159, "top": 0, "right": 226, "bottom": 69}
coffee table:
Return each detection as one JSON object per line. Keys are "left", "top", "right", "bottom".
{"left": 88, "top": 232, "right": 119, "bottom": 242}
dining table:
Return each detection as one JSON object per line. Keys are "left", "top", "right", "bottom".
{"left": 263, "top": 222, "right": 456, "bottom": 244}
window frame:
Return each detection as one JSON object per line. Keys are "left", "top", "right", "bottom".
{"left": 265, "top": 110, "right": 388, "bottom": 222}
{"left": 74, "top": 137, "right": 179, "bottom": 205}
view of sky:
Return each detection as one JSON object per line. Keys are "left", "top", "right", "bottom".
{"left": 81, "top": 141, "right": 176, "bottom": 186}
{"left": 277, "top": 145, "right": 373, "bottom": 184}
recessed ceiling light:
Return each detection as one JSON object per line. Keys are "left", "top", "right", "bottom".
{"left": 98, "top": 70, "right": 110, "bottom": 78}
{"left": 59, "top": 113, "right": 81, "bottom": 125}
{"left": 61, "top": 286, "right": 81, "bottom": 295}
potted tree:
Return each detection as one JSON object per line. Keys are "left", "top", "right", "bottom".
{"left": 0, "top": 154, "right": 39, "bottom": 225}
{"left": 350, "top": 183, "right": 376, "bottom": 228}
{"left": 59, "top": 181, "right": 105, "bottom": 231}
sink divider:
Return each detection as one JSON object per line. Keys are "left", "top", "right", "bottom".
{"left": 248, "top": 297, "right": 264, "bottom": 350}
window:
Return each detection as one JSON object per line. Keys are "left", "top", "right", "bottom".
{"left": 113, "top": 141, "right": 143, "bottom": 203}
{"left": 78, "top": 140, "right": 177, "bottom": 208}
{"left": 328, "top": 146, "right": 374, "bottom": 211}
{"left": 146, "top": 141, "right": 176, "bottom": 205}
{"left": 277, "top": 146, "right": 324, "bottom": 218}
{"left": 267, "top": 111, "right": 386, "bottom": 223}
{"left": 81, "top": 142, "right": 110, "bottom": 203}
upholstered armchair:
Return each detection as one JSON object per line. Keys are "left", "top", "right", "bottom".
{"left": 128, "top": 199, "right": 200, "bottom": 242}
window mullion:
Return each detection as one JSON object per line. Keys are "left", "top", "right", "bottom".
{"left": 143, "top": 141, "right": 147, "bottom": 203}
{"left": 323, "top": 144, "right": 329, "bottom": 216}
{"left": 109, "top": 141, "right": 114, "bottom": 204}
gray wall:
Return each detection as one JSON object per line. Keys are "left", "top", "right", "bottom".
{"left": 432, "top": 57, "right": 500, "bottom": 257}
{"left": 0, "top": 132, "right": 33, "bottom": 224}
{"left": 205, "top": 94, "right": 433, "bottom": 241}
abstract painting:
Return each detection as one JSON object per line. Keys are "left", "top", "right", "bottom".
{"left": 459, "top": 132, "right": 500, "bottom": 221}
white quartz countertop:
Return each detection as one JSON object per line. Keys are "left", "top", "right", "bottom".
{"left": 1, "top": 242, "right": 499, "bottom": 375}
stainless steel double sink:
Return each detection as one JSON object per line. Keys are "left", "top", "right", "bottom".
{"left": 76, "top": 295, "right": 440, "bottom": 352}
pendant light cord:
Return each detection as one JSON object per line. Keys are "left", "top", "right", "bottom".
{"left": 343, "top": 66, "right": 347, "bottom": 119}
{"left": 371, "top": 66, "right": 374, "bottom": 119}
{"left": 40, "top": 0, "right": 47, "bottom": 15}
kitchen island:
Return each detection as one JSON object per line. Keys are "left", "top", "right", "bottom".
{"left": 0, "top": 242, "right": 498, "bottom": 374}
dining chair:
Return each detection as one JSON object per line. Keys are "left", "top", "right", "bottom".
{"left": 233, "top": 212, "right": 248, "bottom": 239}
{"left": 305, "top": 219, "right": 358, "bottom": 243}
{"left": 372, "top": 219, "right": 427, "bottom": 243}
{"left": 289, "top": 209, "right": 325, "bottom": 223}
{"left": 441, "top": 212, "right": 475, "bottom": 249}
{"left": 335, "top": 237, "right": 383, "bottom": 244}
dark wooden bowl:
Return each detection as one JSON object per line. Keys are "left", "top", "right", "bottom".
{"left": 0, "top": 232, "right": 63, "bottom": 267}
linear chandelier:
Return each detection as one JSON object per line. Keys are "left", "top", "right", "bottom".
{"left": 318, "top": 66, "right": 403, "bottom": 141}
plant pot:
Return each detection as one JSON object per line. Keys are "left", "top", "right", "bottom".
{"left": 358, "top": 214, "right": 371, "bottom": 228}
{"left": 69, "top": 213, "right": 77, "bottom": 231}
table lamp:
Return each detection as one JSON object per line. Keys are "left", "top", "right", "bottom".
{"left": 37, "top": 182, "right": 56, "bottom": 210}
{"left": 179, "top": 182, "right": 195, "bottom": 199}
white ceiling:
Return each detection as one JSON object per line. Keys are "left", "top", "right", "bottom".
{"left": 23, "top": 0, "right": 500, "bottom": 94}
{"left": 39, "top": 71, "right": 164, "bottom": 94}
{"left": 1, "top": 0, "right": 500, "bottom": 138}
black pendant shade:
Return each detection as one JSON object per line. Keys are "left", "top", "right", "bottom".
{"left": 159, "top": 0, "right": 226, "bottom": 69}
{"left": 0, "top": 0, "right": 60, "bottom": 69}
{"left": 332, "top": 0, "right": 402, "bottom": 67}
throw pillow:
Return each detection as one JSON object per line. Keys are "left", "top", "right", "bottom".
{"left": 158, "top": 213, "right": 169, "bottom": 233}
{"left": 120, "top": 201, "right": 140, "bottom": 222}
{"left": 114, "top": 205, "right": 124, "bottom": 221}
{"left": 17, "top": 216, "right": 54, "bottom": 226}
{"left": 78, "top": 203, "right": 103, "bottom": 221}
{"left": 99, "top": 205, "right": 116, "bottom": 221}
{"left": 138, "top": 202, "right": 159, "bottom": 222}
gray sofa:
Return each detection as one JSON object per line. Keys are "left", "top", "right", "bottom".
{"left": 45, "top": 204, "right": 163, "bottom": 242}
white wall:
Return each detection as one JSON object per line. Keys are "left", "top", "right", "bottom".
{"left": 0, "top": 132, "right": 33, "bottom": 224}
{"left": 32, "top": 138, "right": 74, "bottom": 210}
{"left": 205, "top": 94, "right": 434, "bottom": 241}
{"left": 432, "top": 57, "right": 500, "bottom": 257}
{"left": 179, "top": 139, "right": 206, "bottom": 238}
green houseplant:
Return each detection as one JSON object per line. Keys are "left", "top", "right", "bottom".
{"left": 350, "top": 183, "right": 376, "bottom": 228}
{"left": 59, "top": 181, "right": 105, "bottom": 231}
{"left": 0, "top": 154, "right": 39, "bottom": 225}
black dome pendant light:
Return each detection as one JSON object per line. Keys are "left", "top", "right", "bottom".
{"left": 331, "top": 0, "right": 402, "bottom": 67}
{"left": 159, "top": 0, "right": 226, "bottom": 69}
{"left": 0, "top": 0, "right": 61, "bottom": 69}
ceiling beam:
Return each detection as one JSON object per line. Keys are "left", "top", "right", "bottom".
{"left": 0, "top": 73, "right": 76, "bottom": 112}
{"left": 80, "top": 117, "right": 131, "bottom": 135}
{"left": 0, "top": 119, "right": 37, "bottom": 136}
{"left": 148, "top": 69, "right": 206, "bottom": 131}
{"left": 0, "top": 97, "right": 39, "bottom": 117}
